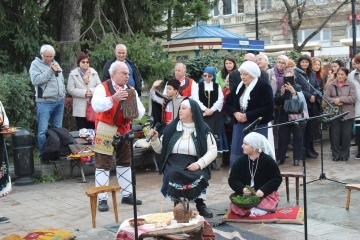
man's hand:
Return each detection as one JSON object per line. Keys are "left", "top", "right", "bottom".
{"left": 112, "top": 90, "right": 128, "bottom": 102}
{"left": 50, "top": 63, "right": 60, "bottom": 73}
{"left": 203, "top": 108, "right": 214, "bottom": 116}
{"left": 187, "top": 163, "right": 200, "bottom": 171}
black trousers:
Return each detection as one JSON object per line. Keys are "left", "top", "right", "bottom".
{"left": 278, "top": 124, "right": 303, "bottom": 161}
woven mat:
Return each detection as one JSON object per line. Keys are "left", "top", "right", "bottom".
{"left": 223, "top": 206, "right": 304, "bottom": 225}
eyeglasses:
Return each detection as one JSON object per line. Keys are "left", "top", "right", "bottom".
{"left": 120, "top": 71, "right": 131, "bottom": 76}
{"left": 81, "top": 61, "right": 89, "bottom": 64}
{"left": 277, "top": 61, "right": 286, "bottom": 65}
{"left": 202, "top": 74, "right": 213, "bottom": 78}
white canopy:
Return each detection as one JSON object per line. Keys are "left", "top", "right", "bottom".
{"left": 339, "top": 38, "right": 360, "bottom": 46}
{"left": 264, "top": 42, "right": 322, "bottom": 53}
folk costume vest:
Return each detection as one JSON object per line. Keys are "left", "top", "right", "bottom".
{"left": 179, "top": 78, "right": 194, "bottom": 97}
{"left": 96, "top": 80, "right": 132, "bottom": 135}
{"left": 198, "top": 82, "right": 219, "bottom": 108}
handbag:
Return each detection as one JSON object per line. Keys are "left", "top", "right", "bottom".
{"left": 86, "top": 98, "right": 96, "bottom": 122}
{"left": 224, "top": 115, "right": 234, "bottom": 128}
{"left": 283, "top": 94, "right": 304, "bottom": 114}
{"left": 323, "top": 87, "right": 341, "bottom": 116}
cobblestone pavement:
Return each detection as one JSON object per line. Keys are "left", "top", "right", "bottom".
{"left": 1, "top": 138, "right": 360, "bottom": 240}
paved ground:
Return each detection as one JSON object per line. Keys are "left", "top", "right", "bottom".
{"left": 1, "top": 138, "right": 360, "bottom": 240}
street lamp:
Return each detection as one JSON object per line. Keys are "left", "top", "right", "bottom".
{"left": 351, "top": 0, "right": 356, "bottom": 57}
{"left": 255, "top": 0, "right": 259, "bottom": 40}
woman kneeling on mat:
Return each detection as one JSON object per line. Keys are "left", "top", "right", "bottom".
{"left": 228, "top": 132, "right": 282, "bottom": 217}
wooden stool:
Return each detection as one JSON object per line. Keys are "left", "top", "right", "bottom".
{"left": 281, "top": 172, "right": 302, "bottom": 205}
{"left": 85, "top": 186, "right": 121, "bottom": 228}
{"left": 345, "top": 184, "right": 360, "bottom": 210}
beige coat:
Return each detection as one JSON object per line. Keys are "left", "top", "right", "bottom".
{"left": 67, "top": 67, "right": 101, "bottom": 117}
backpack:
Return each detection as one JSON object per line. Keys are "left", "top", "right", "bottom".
{"left": 42, "top": 128, "right": 76, "bottom": 161}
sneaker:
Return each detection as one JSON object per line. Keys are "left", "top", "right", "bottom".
{"left": 98, "top": 200, "right": 109, "bottom": 212}
{"left": 293, "top": 160, "right": 299, "bottom": 166}
{"left": 356, "top": 153, "right": 360, "bottom": 160}
{"left": 0, "top": 216, "right": 10, "bottom": 223}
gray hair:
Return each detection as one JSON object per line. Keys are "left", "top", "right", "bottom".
{"left": 109, "top": 61, "right": 127, "bottom": 76}
{"left": 256, "top": 54, "right": 269, "bottom": 63}
{"left": 175, "top": 62, "right": 186, "bottom": 71}
{"left": 40, "top": 45, "right": 55, "bottom": 55}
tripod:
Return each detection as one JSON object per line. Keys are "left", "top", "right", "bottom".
{"left": 305, "top": 120, "right": 346, "bottom": 185}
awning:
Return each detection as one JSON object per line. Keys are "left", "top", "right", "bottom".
{"left": 339, "top": 38, "right": 360, "bottom": 46}
{"left": 264, "top": 42, "right": 322, "bottom": 53}
{"left": 222, "top": 39, "right": 265, "bottom": 51}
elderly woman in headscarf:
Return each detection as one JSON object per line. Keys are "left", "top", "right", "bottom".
{"left": 198, "top": 66, "right": 226, "bottom": 170}
{"left": 224, "top": 61, "right": 274, "bottom": 169}
{"left": 149, "top": 98, "right": 218, "bottom": 218}
{"left": 228, "top": 132, "right": 282, "bottom": 217}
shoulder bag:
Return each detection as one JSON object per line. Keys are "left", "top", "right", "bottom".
{"left": 283, "top": 94, "right": 304, "bottom": 114}
{"left": 323, "top": 87, "right": 341, "bottom": 116}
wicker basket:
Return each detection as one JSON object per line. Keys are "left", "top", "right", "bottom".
{"left": 229, "top": 193, "right": 261, "bottom": 209}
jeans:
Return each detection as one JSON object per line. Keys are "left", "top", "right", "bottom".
{"left": 36, "top": 98, "right": 65, "bottom": 157}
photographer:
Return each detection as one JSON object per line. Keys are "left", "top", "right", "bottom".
{"left": 29, "top": 44, "right": 66, "bottom": 164}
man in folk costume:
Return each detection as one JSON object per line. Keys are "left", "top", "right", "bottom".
{"left": 92, "top": 61, "right": 145, "bottom": 211}
{"left": 163, "top": 63, "right": 200, "bottom": 101}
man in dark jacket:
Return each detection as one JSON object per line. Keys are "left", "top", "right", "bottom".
{"left": 229, "top": 53, "right": 269, "bottom": 91}
{"left": 102, "top": 44, "right": 143, "bottom": 96}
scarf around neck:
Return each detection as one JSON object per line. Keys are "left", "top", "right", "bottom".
{"left": 273, "top": 66, "right": 285, "bottom": 89}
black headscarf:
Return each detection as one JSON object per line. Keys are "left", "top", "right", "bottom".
{"left": 160, "top": 98, "right": 212, "bottom": 163}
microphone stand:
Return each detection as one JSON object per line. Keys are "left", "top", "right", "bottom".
{"left": 254, "top": 113, "right": 330, "bottom": 240}
{"left": 304, "top": 114, "right": 360, "bottom": 185}
{"left": 112, "top": 131, "right": 139, "bottom": 239}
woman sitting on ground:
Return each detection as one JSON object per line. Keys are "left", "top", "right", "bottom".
{"left": 228, "top": 132, "right": 282, "bottom": 217}
{"left": 149, "top": 98, "right": 218, "bottom": 218}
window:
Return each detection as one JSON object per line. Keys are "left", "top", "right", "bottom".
{"left": 238, "top": 0, "right": 244, "bottom": 13}
{"left": 223, "top": 0, "right": 232, "bottom": 15}
{"left": 259, "top": 0, "right": 272, "bottom": 11}
{"left": 213, "top": 5, "right": 219, "bottom": 16}
{"left": 297, "top": 28, "right": 331, "bottom": 46}
{"left": 347, "top": 25, "right": 360, "bottom": 38}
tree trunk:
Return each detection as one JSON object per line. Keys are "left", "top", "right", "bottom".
{"left": 60, "top": 0, "right": 82, "bottom": 82}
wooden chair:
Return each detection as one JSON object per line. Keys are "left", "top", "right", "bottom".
{"left": 345, "top": 184, "right": 360, "bottom": 210}
{"left": 85, "top": 185, "right": 121, "bottom": 228}
{"left": 281, "top": 172, "right": 302, "bottom": 205}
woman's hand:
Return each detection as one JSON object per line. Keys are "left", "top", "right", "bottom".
{"left": 187, "top": 163, "right": 200, "bottom": 171}
{"left": 309, "top": 95, "right": 315, "bottom": 103}
{"left": 243, "top": 188, "right": 251, "bottom": 196}
{"left": 333, "top": 98, "right": 341, "bottom": 105}
{"left": 148, "top": 129, "right": 159, "bottom": 142}
{"left": 234, "top": 112, "right": 246, "bottom": 123}
{"left": 284, "top": 83, "right": 295, "bottom": 94}
{"left": 280, "top": 85, "right": 286, "bottom": 96}
{"left": 203, "top": 108, "right": 214, "bottom": 116}
{"left": 255, "top": 190, "right": 264, "bottom": 198}
{"left": 85, "top": 89, "right": 92, "bottom": 98}
{"left": 83, "top": 74, "right": 90, "bottom": 85}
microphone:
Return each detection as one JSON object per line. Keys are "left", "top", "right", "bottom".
{"left": 243, "top": 117, "right": 263, "bottom": 135}
{"left": 52, "top": 59, "right": 62, "bottom": 77}
{"left": 326, "top": 111, "right": 349, "bottom": 124}
{"left": 146, "top": 122, "right": 161, "bottom": 142}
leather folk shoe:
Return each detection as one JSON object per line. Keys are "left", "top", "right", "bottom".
{"left": 196, "top": 204, "right": 213, "bottom": 218}
{"left": 98, "top": 200, "right": 109, "bottom": 212}
{"left": 121, "top": 194, "right": 143, "bottom": 205}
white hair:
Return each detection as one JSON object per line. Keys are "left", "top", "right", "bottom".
{"left": 256, "top": 54, "right": 269, "bottom": 63}
{"left": 40, "top": 45, "right": 55, "bottom": 56}
{"left": 109, "top": 61, "right": 127, "bottom": 76}
{"left": 175, "top": 62, "right": 186, "bottom": 71}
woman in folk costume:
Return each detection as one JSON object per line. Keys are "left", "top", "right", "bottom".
{"left": 149, "top": 98, "right": 217, "bottom": 218}
{"left": 228, "top": 132, "right": 282, "bottom": 217}
{"left": 198, "top": 66, "right": 226, "bottom": 170}
{"left": 224, "top": 61, "right": 274, "bottom": 169}
{"left": 0, "top": 101, "right": 11, "bottom": 223}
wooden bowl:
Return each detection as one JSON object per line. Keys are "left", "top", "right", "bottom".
{"left": 128, "top": 218, "right": 145, "bottom": 227}
{"left": 229, "top": 193, "right": 261, "bottom": 209}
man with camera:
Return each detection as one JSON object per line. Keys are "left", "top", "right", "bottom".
{"left": 92, "top": 61, "right": 145, "bottom": 211}
{"left": 29, "top": 44, "right": 66, "bottom": 164}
